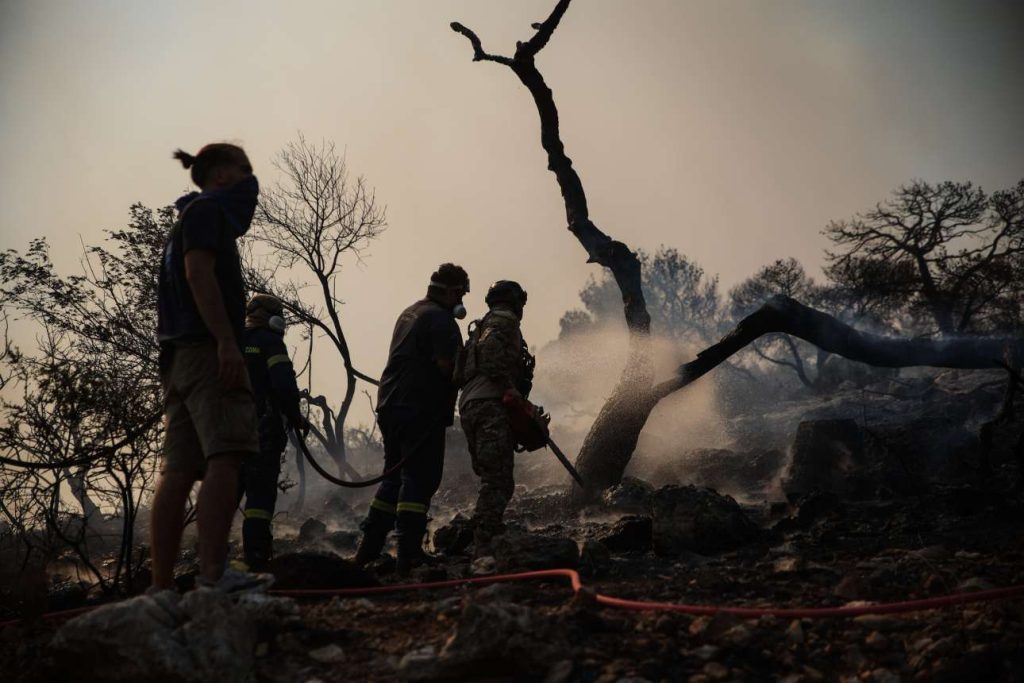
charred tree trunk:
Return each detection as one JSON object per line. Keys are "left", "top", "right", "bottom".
{"left": 302, "top": 391, "right": 361, "bottom": 481}
{"left": 653, "top": 296, "right": 1022, "bottom": 399}
{"left": 452, "top": 1, "right": 1024, "bottom": 503}
{"left": 452, "top": 0, "right": 654, "bottom": 504}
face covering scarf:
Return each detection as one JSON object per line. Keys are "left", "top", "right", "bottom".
{"left": 174, "top": 175, "right": 260, "bottom": 237}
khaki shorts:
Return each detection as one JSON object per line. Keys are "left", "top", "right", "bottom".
{"left": 161, "top": 341, "right": 259, "bottom": 475}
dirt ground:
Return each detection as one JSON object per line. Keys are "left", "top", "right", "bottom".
{"left": 3, "top": 476, "right": 1023, "bottom": 682}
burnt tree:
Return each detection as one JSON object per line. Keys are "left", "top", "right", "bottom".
{"left": 452, "top": 0, "right": 653, "bottom": 504}
{"left": 452, "top": 1, "right": 1024, "bottom": 502}
{"left": 247, "top": 134, "right": 386, "bottom": 477}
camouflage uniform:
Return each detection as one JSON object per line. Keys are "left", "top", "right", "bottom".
{"left": 459, "top": 306, "right": 532, "bottom": 542}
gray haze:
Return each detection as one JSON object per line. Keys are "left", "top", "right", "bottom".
{"left": 2, "top": 0, "right": 1022, "bottom": 425}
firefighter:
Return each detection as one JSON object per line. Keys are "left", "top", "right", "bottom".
{"left": 353, "top": 264, "right": 468, "bottom": 574}
{"left": 457, "top": 280, "right": 534, "bottom": 549}
{"left": 238, "top": 293, "right": 306, "bottom": 571}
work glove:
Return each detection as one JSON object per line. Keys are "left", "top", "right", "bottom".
{"left": 502, "top": 389, "right": 550, "bottom": 451}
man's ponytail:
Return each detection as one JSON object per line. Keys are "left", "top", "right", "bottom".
{"left": 172, "top": 149, "right": 196, "bottom": 169}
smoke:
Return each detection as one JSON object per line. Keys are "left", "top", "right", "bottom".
{"left": 526, "top": 323, "right": 734, "bottom": 490}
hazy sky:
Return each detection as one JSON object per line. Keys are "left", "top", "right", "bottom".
{"left": 2, "top": 0, "right": 1022, "bottom": 424}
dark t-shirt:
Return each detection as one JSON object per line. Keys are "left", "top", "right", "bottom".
{"left": 377, "top": 298, "right": 463, "bottom": 426}
{"left": 157, "top": 199, "right": 247, "bottom": 347}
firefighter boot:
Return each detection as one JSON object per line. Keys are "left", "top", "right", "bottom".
{"left": 242, "top": 511, "right": 274, "bottom": 572}
{"left": 395, "top": 510, "right": 431, "bottom": 576}
{"left": 354, "top": 505, "right": 395, "bottom": 567}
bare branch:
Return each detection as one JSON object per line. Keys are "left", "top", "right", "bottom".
{"left": 449, "top": 23, "right": 514, "bottom": 65}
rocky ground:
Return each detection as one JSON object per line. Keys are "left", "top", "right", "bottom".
{"left": 3, "top": 474, "right": 1024, "bottom": 682}
{"left": 3, "top": 369, "right": 1024, "bottom": 681}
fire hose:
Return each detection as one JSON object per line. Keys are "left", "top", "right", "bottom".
{"left": 272, "top": 568, "right": 1024, "bottom": 618}
{"left": 294, "top": 391, "right": 586, "bottom": 489}
{"left": 293, "top": 426, "right": 406, "bottom": 489}
{"left": 5, "top": 569, "right": 1023, "bottom": 629}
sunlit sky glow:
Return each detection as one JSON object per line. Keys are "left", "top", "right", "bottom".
{"left": 2, "top": 0, "right": 1022, "bottom": 422}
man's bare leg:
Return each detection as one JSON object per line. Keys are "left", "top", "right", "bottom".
{"left": 197, "top": 452, "right": 243, "bottom": 582}
{"left": 150, "top": 470, "right": 197, "bottom": 590}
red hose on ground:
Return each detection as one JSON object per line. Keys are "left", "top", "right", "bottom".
{"left": 5, "top": 569, "right": 1023, "bottom": 629}
{"left": 271, "top": 568, "right": 1024, "bottom": 619}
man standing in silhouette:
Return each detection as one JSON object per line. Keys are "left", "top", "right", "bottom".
{"left": 353, "top": 264, "right": 468, "bottom": 574}
{"left": 153, "top": 143, "right": 268, "bottom": 592}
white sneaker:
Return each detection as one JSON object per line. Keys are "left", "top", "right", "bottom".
{"left": 196, "top": 567, "right": 275, "bottom": 594}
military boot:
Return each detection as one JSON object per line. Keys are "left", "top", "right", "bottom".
{"left": 471, "top": 518, "right": 505, "bottom": 557}
{"left": 353, "top": 506, "right": 395, "bottom": 567}
{"left": 395, "top": 510, "right": 432, "bottom": 576}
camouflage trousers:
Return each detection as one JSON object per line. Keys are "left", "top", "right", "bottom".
{"left": 460, "top": 398, "right": 515, "bottom": 539}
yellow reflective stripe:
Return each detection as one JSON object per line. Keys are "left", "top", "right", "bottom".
{"left": 244, "top": 508, "right": 272, "bottom": 520}
{"left": 267, "top": 354, "right": 290, "bottom": 368}
{"left": 370, "top": 498, "right": 397, "bottom": 514}
{"left": 396, "top": 501, "right": 428, "bottom": 515}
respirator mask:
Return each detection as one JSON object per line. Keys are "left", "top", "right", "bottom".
{"left": 268, "top": 315, "right": 287, "bottom": 333}
{"left": 431, "top": 278, "right": 469, "bottom": 320}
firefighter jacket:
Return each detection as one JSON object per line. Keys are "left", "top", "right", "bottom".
{"left": 244, "top": 325, "right": 302, "bottom": 452}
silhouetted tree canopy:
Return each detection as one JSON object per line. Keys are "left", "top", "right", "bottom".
{"left": 824, "top": 179, "right": 1024, "bottom": 335}
{"left": 0, "top": 204, "right": 168, "bottom": 592}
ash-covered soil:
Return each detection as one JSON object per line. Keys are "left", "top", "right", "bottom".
{"left": 5, "top": 368, "right": 1024, "bottom": 681}
{"left": 265, "top": 484, "right": 1024, "bottom": 683}
{"left": 4, "top": 477, "right": 1024, "bottom": 682}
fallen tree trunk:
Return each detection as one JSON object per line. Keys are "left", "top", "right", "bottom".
{"left": 452, "top": 1, "right": 1022, "bottom": 503}
{"left": 578, "top": 295, "right": 1022, "bottom": 501}
{"left": 653, "top": 295, "right": 1021, "bottom": 400}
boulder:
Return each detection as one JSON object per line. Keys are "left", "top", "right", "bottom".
{"left": 782, "top": 419, "right": 867, "bottom": 497}
{"left": 651, "top": 486, "right": 759, "bottom": 556}
{"left": 492, "top": 533, "right": 579, "bottom": 571}
{"left": 597, "top": 515, "right": 653, "bottom": 554}
{"left": 51, "top": 588, "right": 298, "bottom": 683}
{"left": 52, "top": 592, "right": 194, "bottom": 683}
{"left": 600, "top": 477, "right": 655, "bottom": 513}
